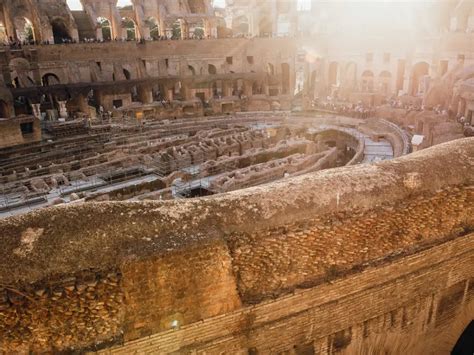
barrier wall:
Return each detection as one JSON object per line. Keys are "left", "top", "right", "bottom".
{"left": 0, "top": 138, "right": 472, "bottom": 353}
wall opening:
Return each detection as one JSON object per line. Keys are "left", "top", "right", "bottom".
{"left": 410, "top": 62, "right": 429, "bottom": 96}
{"left": 42, "top": 73, "right": 60, "bottom": 86}
{"left": 0, "top": 100, "right": 10, "bottom": 118}
{"left": 113, "top": 99, "right": 123, "bottom": 108}
{"left": 51, "top": 19, "right": 72, "bottom": 44}
{"left": 97, "top": 17, "right": 112, "bottom": 41}
{"left": 146, "top": 17, "right": 160, "bottom": 40}
{"left": 208, "top": 64, "right": 217, "bottom": 75}
{"left": 20, "top": 122, "right": 34, "bottom": 135}
{"left": 14, "top": 17, "right": 35, "bottom": 43}
{"left": 122, "top": 18, "right": 137, "bottom": 40}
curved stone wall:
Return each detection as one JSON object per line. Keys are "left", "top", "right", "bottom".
{"left": 0, "top": 138, "right": 473, "bottom": 352}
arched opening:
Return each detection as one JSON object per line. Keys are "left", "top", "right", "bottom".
{"left": 123, "top": 69, "right": 131, "bottom": 80}
{"left": 51, "top": 18, "right": 72, "bottom": 44}
{"left": 191, "top": 20, "right": 205, "bottom": 39}
{"left": 146, "top": 17, "right": 160, "bottom": 40}
{"left": 14, "top": 17, "right": 35, "bottom": 43}
{"left": 97, "top": 17, "right": 112, "bottom": 41}
{"left": 122, "top": 18, "right": 137, "bottom": 41}
{"left": 410, "top": 62, "right": 430, "bottom": 96}
{"left": 208, "top": 64, "right": 217, "bottom": 75}
{"left": 276, "top": 14, "right": 290, "bottom": 36}
{"left": 452, "top": 321, "right": 474, "bottom": 355}
{"left": 379, "top": 71, "right": 392, "bottom": 94}
{"left": 328, "top": 62, "right": 339, "bottom": 87}
{"left": 281, "top": 63, "right": 290, "bottom": 94}
{"left": 0, "top": 22, "right": 7, "bottom": 43}
{"left": 188, "top": 65, "right": 196, "bottom": 76}
{"left": 252, "top": 82, "right": 263, "bottom": 95}
{"left": 0, "top": 100, "right": 10, "bottom": 118}
{"left": 259, "top": 15, "right": 273, "bottom": 37}
{"left": 42, "top": 73, "right": 60, "bottom": 86}
{"left": 171, "top": 20, "right": 183, "bottom": 40}
{"left": 267, "top": 63, "right": 275, "bottom": 76}
{"left": 11, "top": 77, "right": 20, "bottom": 88}
{"left": 344, "top": 62, "right": 357, "bottom": 90}
{"left": 11, "top": 76, "right": 35, "bottom": 88}
{"left": 361, "top": 70, "right": 374, "bottom": 92}
{"left": 233, "top": 15, "right": 249, "bottom": 36}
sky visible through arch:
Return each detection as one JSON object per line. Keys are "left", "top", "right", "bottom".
{"left": 66, "top": 0, "right": 226, "bottom": 10}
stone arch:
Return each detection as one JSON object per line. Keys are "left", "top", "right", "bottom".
{"left": 145, "top": 17, "right": 160, "bottom": 40}
{"left": 122, "top": 17, "right": 137, "bottom": 40}
{"left": 361, "top": 70, "right": 374, "bottom": 92}
{"left": 51, "top": 18, "right": 72, "bottom": 44}
{"left": 170, "top": 19, "right": 185, "bottom": 40}
{"left": 42, "top": 73, "right": 61, "bottom": 86}
{"left": 13, "top": 17, "right": 36, "bottom": 43}
{"left": 379, "top": 70, "right": 392, "bottom": 94}
{"left": 10, "top": 58, "right": 35, "bottom": 88}
{"left": 97, "top": 17, "right": 112, "bottom": 41}
{"left": 232, "top": 15, "right": 249, "bottom": 36}
{"left": 188, "top": 65, "right": 196, "bottom": 76}
{"left": 123, "top": 69, "right": 131, "bottom": 80}
{"left": 410, "top": 61, "right": 430, "bottom": 96}
{"left": 191, "top": 19, "right": 205, "bottom": 39}
{"left": 208, "top": 64, "right": 217, "bottom": 75}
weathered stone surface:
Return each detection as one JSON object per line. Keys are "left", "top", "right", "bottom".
{"left": 0, "top": 138, "right": 472, "bottom": 353}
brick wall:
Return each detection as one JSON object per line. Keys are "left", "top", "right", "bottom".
{"left": 97, "top": 233, "right": 474, "bottom": 354}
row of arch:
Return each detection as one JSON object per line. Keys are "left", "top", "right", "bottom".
{"left": 0, "top": 16, "right": 208, "bottom": 44}
{"left": 96, "top": 16, "right": 207, "bottom": 41}
{"left": 10, "top": 69, "right": 137, "bottom": 89}
{"left": 325, "top": 61, "right": 430, "bottom": 95}
{"left": 0, "top": 16, "right": 74, "bottom": 44}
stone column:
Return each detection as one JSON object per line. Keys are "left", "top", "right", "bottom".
{"left": 180, "top": 21, "right": 188, "bottom": 40}
{"left": 31, "top": 103, "right": 42, "bottom": 120}
{"left": 138, "top": 85, "right": 153, "bottom": 104}
{"left": 58, "top": 101, "right": 68, "bottom": 119}
{"left": 77, "top": 94, "right": 90, "bottom": 114}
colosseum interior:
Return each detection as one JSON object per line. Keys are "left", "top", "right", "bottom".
{"left": 0, "top": 0, "right": 473, "bottom": 354}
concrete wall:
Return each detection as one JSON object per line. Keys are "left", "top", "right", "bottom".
{"left": 0, "top": 138, "right": 472, "bottom": 353}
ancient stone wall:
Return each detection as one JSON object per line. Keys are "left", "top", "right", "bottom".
{"left": 0, "top": 138, "right": 472, "bottom": 353}
{"left": 97, "top": 233, "right": 474, "bottom": 354}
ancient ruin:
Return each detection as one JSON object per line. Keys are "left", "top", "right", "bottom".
{"left": 0, "top": 0, "right": 473, "bottom": 354}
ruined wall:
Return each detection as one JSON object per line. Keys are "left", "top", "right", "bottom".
{"left": 0, "top": 138, "right": 472, "bottom": 353}
{"left": 0, "top": 117, "right": 41, "bottom": 148}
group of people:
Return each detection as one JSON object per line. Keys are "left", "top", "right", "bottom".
{"left": 3, "top": 30, "right": 297, "bottom": 49}
{"left": 311, "top": 99, "right": 376, "bottom": 119}
{"left": 3, "top": 33, "right": 222, "bottom": 49}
